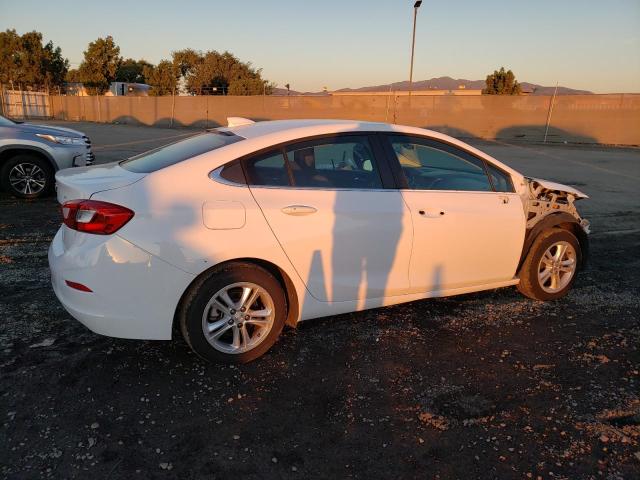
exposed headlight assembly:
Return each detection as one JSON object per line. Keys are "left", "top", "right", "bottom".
{"left": 36, "top": 134, "right": 85, "bottom": 145}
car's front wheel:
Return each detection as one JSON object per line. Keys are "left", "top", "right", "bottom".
{"left": 1, "top": 154, "right": 53, "bottom": 199}
{"left": 517, "top": 227, "right": 582, "bottom": 301}
{"left": 179, "top": 262, "right": 287, "bottom": 363}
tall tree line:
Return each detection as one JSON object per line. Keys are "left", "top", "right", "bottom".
{"left": 1, "top": 29, "right": 272, "bottom": 95}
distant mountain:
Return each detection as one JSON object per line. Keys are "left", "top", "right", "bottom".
{"left": 270, "top": 77, "right": 592, "bottom": 96}
{"left": 271, "top": 87, "right": 327, "bottom": 96}
{"left": 518, "top": 82, "right": 592, "bottom": 95}
{"left": 335, "top": 76, "right": 592, "bottom": 95}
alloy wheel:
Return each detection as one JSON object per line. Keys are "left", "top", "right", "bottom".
{"left": 9, "top": 162, "right": 46, "bottom": 195}
{"left": 201, "top": 282, "right": 275, "bottom": 354}
{"left": 537, "top": 240, "right": 577, "bottom": 293}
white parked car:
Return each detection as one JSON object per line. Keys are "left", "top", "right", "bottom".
{"left": 49, "top": 119, "right": 590, "bottom": 363}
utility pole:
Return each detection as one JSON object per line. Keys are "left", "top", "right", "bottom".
{"left": 408, "top": 1, "right": 422, "bottom": 98}
{"left": 544, "top": 81, "right": 559, "bottom": 143}
{"left": 0, "top": 83, "right": 4, "bottom": 117}
{"left": 170, "top": 84, "right": 176, "bottom": 128}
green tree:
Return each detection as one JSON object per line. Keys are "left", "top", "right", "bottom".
{"left": 0, "top": 29, "right": 68, "bottom": 89}
{"left": 65, "top": 68, "right": 82, "bottom": 82}
{"left": 116, "top": 58, "right": 153, "bottom": 83}
{"left": 13, "top": 31, "right": 44, "bottom": 86}
{"left": 0, "top": 30, "right": 21, "bottom": 86}
{"left": 172, "top": 48, "right": 201, "bottom": 78}
{"left": 78, "top": 36, "right": 122, "bottom": 95}
{"left": 483, "top": 67, "right": 522, "bottom": 95}
{"left": 228, "top": 77, "right": 273, "bottom": 95}
{"left": 173, "top": 49, "right": 271, "bottom": 95}
{"left": 143, "top": 60, "right": 178, "bottom": 96}
{"left": 42, "top": 41, "right": 68, "bottom": 88}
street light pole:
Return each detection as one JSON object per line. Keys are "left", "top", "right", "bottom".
{"left": 408, "top": 0, "right": 422, "bottom": 98}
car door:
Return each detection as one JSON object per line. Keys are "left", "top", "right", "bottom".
{"left": 245, "top": 134, "right": 413, "bottom": 303}
{"left": 382, "top": 134, "right": 525, "bottom": 294}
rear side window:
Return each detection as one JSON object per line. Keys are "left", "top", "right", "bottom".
{"left": 120, "top": 131, "right": 243, "bottom": 173}
{"left": 486, "top": 163, "right": 514, "bottom": 192}
{"left": 218, "top": 160, "right": 246, "bottom": 184}
{"left": 242, "top": 136, "right": 384, "bottom": 189}
{"left": 243, "top": 150, "right": 290, "bottom": 186}
{"left": 285, "top": 136, "right": 383, "bottom": 189}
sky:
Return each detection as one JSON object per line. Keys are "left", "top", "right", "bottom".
{"left": 1, "top": 0, "right": 639, "bottom": 93}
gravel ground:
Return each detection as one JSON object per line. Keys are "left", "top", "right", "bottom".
{"left": 1, "top": 122, "right": 639, "bottom": 479}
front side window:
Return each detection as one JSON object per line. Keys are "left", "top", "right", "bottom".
{"left": 389, "top": 136, "right": 492, "bottom": 192}
{"left": 285, "top": 136, "right": 382, "bottom": 189}
{"left": 486, "top": 163, "right": 514, "bottom": 192}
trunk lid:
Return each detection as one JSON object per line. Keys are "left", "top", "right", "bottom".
{"left": 55, "top": 162, "right": 145, "bottom": 203}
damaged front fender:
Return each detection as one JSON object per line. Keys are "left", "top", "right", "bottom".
{"left": 528, "top": 177, "right": 589, "bottom": 200}
{"left": 524, "top": 177, "right": 590, "bottom": 233}
{"left": 517, "top": 177, "right": 591, "bottom": 270}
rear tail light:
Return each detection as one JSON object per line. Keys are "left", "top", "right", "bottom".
{"left": 65, "top": 280, "right": 93, "bottom": 292}
{"left": 61, "top": 200, "right": 134, "bottom": 235}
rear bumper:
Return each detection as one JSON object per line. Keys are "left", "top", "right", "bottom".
{"left": 48, "top": 226, "right": 194, "bottom": 340}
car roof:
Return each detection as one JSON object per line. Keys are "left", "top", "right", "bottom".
{"left": 221, "top": 118, "right": 480, "bottom": 152}
{"left": 223, "top": 119, "right": 394, "bottom": 139}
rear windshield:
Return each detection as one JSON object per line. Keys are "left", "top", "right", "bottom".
{"left": 120, "top": 131, "right": 243, "bottom": 173}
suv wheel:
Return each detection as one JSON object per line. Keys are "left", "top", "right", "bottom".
{"left": 517, "top": 227, "right": 581, "bottom": 301}
{"left": 179, "top": 262, "right": 287, "bottom": 363}
{"left": 1, "top": 154, "right": 53, "bottom": 199}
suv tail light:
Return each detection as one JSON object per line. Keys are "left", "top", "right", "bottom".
{"left": 62, "top": 200, "right": 134, "bottom": 235}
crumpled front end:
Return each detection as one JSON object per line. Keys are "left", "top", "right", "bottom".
{"left": 524, "top": 177, "right": 590, "bottom": 234}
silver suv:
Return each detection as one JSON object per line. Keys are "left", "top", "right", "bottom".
{"left": 0, "top": 115, "right": 94, "bottom": 198}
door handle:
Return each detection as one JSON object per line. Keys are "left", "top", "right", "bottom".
{"left": 499, "top": 195, "right": 510, "bottom": 204}
{"left": 418, "top": 209, "right": 445, "bottom": 218}
{"left": 281, "top": 205, "right": 317, "bottom": 216}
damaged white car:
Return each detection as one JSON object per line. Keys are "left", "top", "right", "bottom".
{"left": 49, "top": 119, "right": 589, "bottom": 363}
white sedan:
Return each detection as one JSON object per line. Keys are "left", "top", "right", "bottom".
{"left": 49, "top": 118, "right": 589, "bottom": 363}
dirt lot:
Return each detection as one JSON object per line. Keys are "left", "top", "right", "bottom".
{"left": 1, "top": 122, "right": 639, "bottom": 479}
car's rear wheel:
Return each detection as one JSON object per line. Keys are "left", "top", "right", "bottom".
{"left": 1, "top": 154, "right": 53, "bottom": 199}
{"left": 517, "top": 227, "right": 581, "bottom": 301}
{"left": 179, "top": 262, "right": 287, "bottom": 363}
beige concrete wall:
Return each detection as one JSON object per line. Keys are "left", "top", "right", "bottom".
{"left": 50, "top": 94, "right": 640, "bottom": 145}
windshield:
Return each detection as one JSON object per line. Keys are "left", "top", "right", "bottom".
{"left": 120, "top": 131, "right": 244, "bottom": 173}
{"left": 0, "top": 115, "right": 17, "bottom": 126}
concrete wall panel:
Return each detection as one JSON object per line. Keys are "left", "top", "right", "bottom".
{"left": 49, "top": 94, "right": 640, "bottom": 146}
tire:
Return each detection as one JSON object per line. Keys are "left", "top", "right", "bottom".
{"left": 1, "top": 154, "right": 54, "bottom": 199}
{"left": 179, "top": 262, "right": 287, "bottom": 363}
{"left": 517, "top": 227, "right": 582, "bottom": 301}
